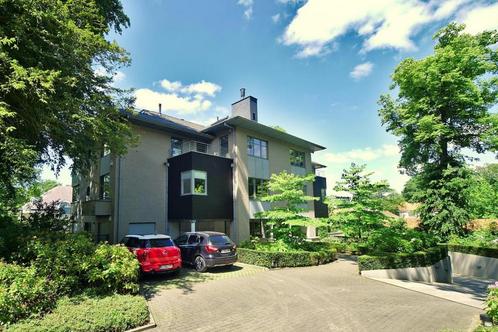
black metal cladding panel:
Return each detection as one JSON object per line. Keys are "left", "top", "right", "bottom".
{"left": 168, "top": 152, "right": 233, "bottom": 220}
{"left": 313, "top": 176, "right": 328, "bottom": 218}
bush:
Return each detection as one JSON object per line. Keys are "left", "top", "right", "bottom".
{"left": 6, "top": 294, "right": 149, "bottom": 332}
{"left": 448, "top": 226, "right": 498, "bottom": 249}
{"left": 238, "top": 247, "right": 336, "bottom": 268}
{"left": 487, "top": 282, "right": 498, "bottom": 325}
{"left": 357, "top": 246, "right": 448, "bottom": 271}
{"left": 87, "top": 244, "right": 139, "bottom": 294}
{"left": 446, "top": 244, "right": 498, "bottom": 259}
{"left": 0, "top": 263, "right": 58, "bottom": 325}
{"left": 365, "top": 226, "right": 438, "bottom": 255}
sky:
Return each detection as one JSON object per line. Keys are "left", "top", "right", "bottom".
{"left": 42, "top": 0, "right": 498, "bottom": 192}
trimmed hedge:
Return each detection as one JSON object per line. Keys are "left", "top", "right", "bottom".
{"left": 358, "top": 246, "right": 448, "bottom": 271}
{"left": 6, "top": 294, "right": 149, "bottom": 332}
{"left": 446, "top": 244, "right": 498, "bottom": 259}
{"left": 238, "top": 247, "right": 336, "bottom": 268}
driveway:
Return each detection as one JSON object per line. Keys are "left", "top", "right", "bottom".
{"left": 144, "top": 258, "right": 480, "bottom": 332}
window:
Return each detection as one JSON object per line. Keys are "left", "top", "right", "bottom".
{"left": 171, "top": 138, "right": 183, "bottom": 156}
{"left": 181, "top": 170, "right": 207, "bottom": 195}
{"left": 220, "top": 135, "right": 228, "bottom": 157}
{"left": 196, "top": 142, "right": 208, "bottom": 153}
{"left": 72, "top": 185, "right": 79, "bottom": 202}
{"left": 209, "top": 235, "right": 233, "bottom": 245}
{"left": 175, "top": 234, "right": 188, "bottom": 245}
{"left": 247, "top": 137, "right": 268, "bottom": 159}
{"left": 290, "top": 149, "right": 305, "bottom": 168}
{"left": 252, "top": 112, "right": 256, "bottom": 121}
{"left": 320, "top": 188, "right": 326, "bottom": 202}
{"left": 188, "top": 235, "right": 200, "bottom": 245}
{"left": 99, "top": 174, "right": 110, "bottom": 200}
{"left": 101, "top": 144, "right": 110, "bottom": 157}
{"left": 85, "top": 186, "right": 90, "bottom": 201}
{"left": 145, "top": 238, "right": 175, "bottom": 248}
{"left": 248, "top": 177, "right": 269, "bottom": 199}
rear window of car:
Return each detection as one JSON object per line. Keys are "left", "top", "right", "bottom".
{"left": 143, "top": 238, "right": 174, "bottom": 248}
{"left": 209, "top": 235, "right": 232, "bottom": 245}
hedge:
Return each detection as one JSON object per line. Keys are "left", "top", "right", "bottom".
{"left": 6, "top": 294, "right": 149, "bottom": 332}
{"left": 358, "top": 246, "right": 448, "bottom": 271}
{"left": 237, "top": 247, "right": 336, "bottom": 268}
{"left": 446, "top": 244, "right": 498, "bottom": 259}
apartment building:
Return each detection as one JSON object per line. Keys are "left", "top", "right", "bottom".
{"left": 72, "top": 90, "right": 328, "bottom": 243}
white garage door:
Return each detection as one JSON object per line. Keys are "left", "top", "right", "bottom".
{"left": 128, "top": 222, "right": 156, "bottom": 235}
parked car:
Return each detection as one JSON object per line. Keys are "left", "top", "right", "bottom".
{"left": 174, "top": 232, "right": 237, "bottom": 272}
{"left": 121, "top": 234, "right": 182, "bottom": 274}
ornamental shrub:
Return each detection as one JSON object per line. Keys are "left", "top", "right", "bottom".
{"left": 357, "top": 246, "right": 448, "bottom": 271}
{"left": 238, "top": 247, "right": 336, "bottom": 268}
{"left": 487, "top": 282, "right": 498, "bottom": 325}
{"left": 0, "top": 263, "right": 57, "bottom": 325}
{"left": 6, "top": 294, "right": 149, "bottom": 332}
{"left": 86, "top": 244, "right": 139, "bottom": 294}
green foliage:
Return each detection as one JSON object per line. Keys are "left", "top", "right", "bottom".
{"left": 448, "top": 225, "right": 498, "bottom": 249}
{"left": 237, "top": 247, "right": 336, "bottom": 268}
{"left": 7, "top": 294, "right": 149, "bottom": 332}
{"left": 402, "top": 175, "right": 424, "bottom": 203}
{"left": 418, "top": 167, "right": 473, "bottom": 238}
{"left": 256, "top": 171, "right": 320, "bottom": 243}
{"left": 0, "top": 263, "right": 57, "bottom": 325}
{"left": 379, "top": 23, "right": 498, "bottom": 238}
{"left": 468, "top": 164, "right": 498, "bottom": 218}
{"left": 358, "top": 247, "right": 448, "bottom": 271}
{"left": 0, "top": 0, "right": 136, "bottom": 210}
{"left": 487, "top": 282, "right": 498, "bottom": 325}
{"left": 365, "top": 227, "right": 438, "bottom": 255}
{"left": 446, "top": 244, "right": 498, "bottom": 259}
{"left": 329, "top": 163, "right": 393, "bottom": 241}
{"left": 87, "top": 244, "right": 139, "bottom": 294}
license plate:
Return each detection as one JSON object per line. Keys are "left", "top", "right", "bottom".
{"left": 160, "top": 264, "right": 173, "bottom": 270}
{"left": 221, "top": 249, "right": 230, "bottom": 254}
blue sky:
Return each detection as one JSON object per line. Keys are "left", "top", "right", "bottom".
{"left": 43, "top": 0, "right": 498, "bottom": 192}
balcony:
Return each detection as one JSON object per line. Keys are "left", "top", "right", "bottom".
{"left": 74, "top": 200, "right": 112, "bottom": 216}
{"left": 170, "top": 140, "right": 230, "bottom": 159}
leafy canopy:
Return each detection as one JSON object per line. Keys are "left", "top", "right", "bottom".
{"left": 329, "top": 163, "right": 393, "bottom": 240}
{"left": 0, "top": 0, "right": 135, "bottom": 209}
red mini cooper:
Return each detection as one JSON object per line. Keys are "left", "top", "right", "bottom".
{"left": 121, "top": 234, "right": 182, "bottom": 274}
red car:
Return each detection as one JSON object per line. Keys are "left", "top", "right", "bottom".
{"left": 121, "top": 234, "right": 182, "bottom": 274}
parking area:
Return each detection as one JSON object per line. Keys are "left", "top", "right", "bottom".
{"left": 144, "top": 258, "right": 481, "bottom": 332}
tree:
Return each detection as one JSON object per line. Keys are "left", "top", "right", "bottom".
{"left": 402, "top": 175, "right": 424, "bottom": 203}
{"left": 0, "top": 0, "right": 135, "bottom": 210}
{"left": 468, "top": 164, "right": 498, "bottom": 219}
{"left": 329, "top": 163, "right": 392, "bottom": 241}
{"left": 256, "top": 171, "right": 320, "bottom": 243}
{"left": 378, "top": 23, "right": 498, "bottom": 237}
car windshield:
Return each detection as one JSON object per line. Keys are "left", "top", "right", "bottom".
{"left": 141, "top": 238, "right": 174, "bottom": 248}
{"left": 209, "top": 235, "right": 232, "bottom": 245}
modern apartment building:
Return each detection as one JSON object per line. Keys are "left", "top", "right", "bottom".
{"left": 72, "top": 90, "right": 328, "bottom": 243}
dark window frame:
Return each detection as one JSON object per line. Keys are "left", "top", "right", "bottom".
{"left": 290, "top": 149, "right": 306, "bottom": 168}
{"left": 247, "top": 137, "right": 268, "bottom": 159}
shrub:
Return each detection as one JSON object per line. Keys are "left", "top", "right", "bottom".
{"left": 448, "top": 227, "right": 498, "bottom": 249}
{"left": 0, "top": 263, "right": 57, "bottom": 325}
{"left": 365, "top": 227, "right": 438, "bottom": 255}
{"left": 6, "top": 294, "right": 149, "bottom": 332}
{"left": 86, "top": 244, "right": 139, "bottom": 294}
{"left": 487, "top": 282, "right": 498, "bottom": 325}
{"left": 446, "top": 244, "right": 498, "bottom": 259}
{"left": 357, "top": 246, "right": 448, "bottom": 271}
{"left": 238, "top": 247, "right": 336, "bottom": 268}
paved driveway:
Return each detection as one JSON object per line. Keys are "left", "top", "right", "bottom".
{"left": 145, "top": 258, "right": 480, "bottom": 332}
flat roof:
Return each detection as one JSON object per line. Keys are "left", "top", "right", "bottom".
{"left": 203, "top": 116, "right": 326, "bottom": 152}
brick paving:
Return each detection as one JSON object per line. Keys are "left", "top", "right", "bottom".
{"left": 146, "top": 258, "right": 480, "bottom": 332}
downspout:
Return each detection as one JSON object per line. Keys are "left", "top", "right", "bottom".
{"left": 115, "top": 156, "right": 121, "bottom": 242}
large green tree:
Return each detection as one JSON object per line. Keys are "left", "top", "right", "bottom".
{"left": 0, "top": 0, "right": 135, "bottom": 210}
{"left": 329, "top": 163, "right": 392, "bottom": 241}
{"left": 379, "top": 23, "right": 498, "bottom": 238}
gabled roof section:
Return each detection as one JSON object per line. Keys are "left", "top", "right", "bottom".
{"left": 203, "top": 116, "right": 325, "bottom": 152}
{"left": 122, "top": 109, "right": 213, "bottom": 142}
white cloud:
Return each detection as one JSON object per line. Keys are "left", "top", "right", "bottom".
{"left": 238, "top": 0, "right": 253, "bottom": 20}
{"left": 272, "top": 13, "right": 281, "bottom": 24}
{"left": 350, "top": 62, "right": 373, "bottom": 80}
{"left": 160, "top": 79, "right": 182, "bottom": 92}
{"left": 281, "top": 0, "right": 472, "bottom": 57}
{"left": 159, "top": 79, "right": 221, "bottom": 96}
{"left": 459, "top": 2, "right": 498, "bottom": 34}
{"left": 320, "top": 144, "right": 400, "bottom": 164}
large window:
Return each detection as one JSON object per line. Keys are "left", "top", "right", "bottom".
{"left": 171, "top": 138, "right": 183, "bottom": 157}
{"left": 72, "top": 185, "right": 79, "bottom": 202}
{"left": 220, "top": 135, "right": 229, "bottom": 157}
{"left": 247, "top": 137, "right": 268, "bottom": 159}
{"left": 99, "top": 174, "right": 111, "bottom": 200}
{"left": 248, "top": 177, "right": 269, "bottom": 199}
{"left": 181, "top": 170, "right": 207, "bottom": 195}
{"left": 290, "top": 149, "right": 305, "bottom": 168}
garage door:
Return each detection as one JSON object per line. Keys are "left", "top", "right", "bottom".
{"left": 128, "top": 222, "right": 156, "bottom": 235}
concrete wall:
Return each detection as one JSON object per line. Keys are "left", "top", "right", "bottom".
{"left": 232, "top": 126, "right": 315, "bottom": 243}
{"left": 449, "top": 251, "right": 498, "bottom": 280}
{"left": 115, "top": 125, "right": 170, "bottom": 241}
{"left": 361, "top": 257, "right": 453, "bottom": 283}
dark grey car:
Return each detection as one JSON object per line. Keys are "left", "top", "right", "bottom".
{"left": 174, "top": 232, "right": 237, "bottom": 272}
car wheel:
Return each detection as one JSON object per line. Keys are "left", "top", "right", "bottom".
{"left": 194, "top": 256, "right": 207, "bottom": 272}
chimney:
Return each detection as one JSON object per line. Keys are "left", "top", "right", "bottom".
{"left": 231, "top": 88, "right": 258, "bottom": 122}
{"left": 158, "top": 103, "right": 162, "bottom": 115}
